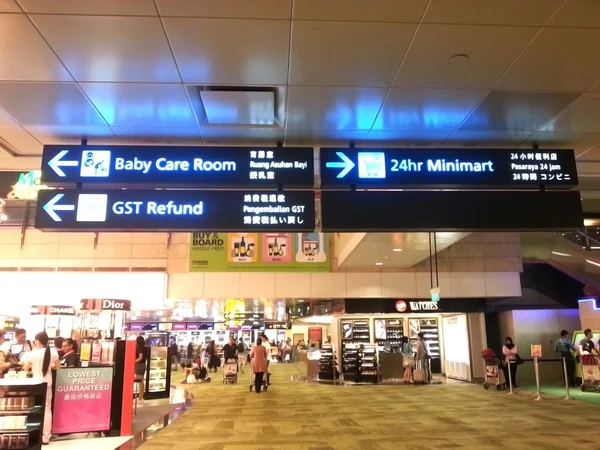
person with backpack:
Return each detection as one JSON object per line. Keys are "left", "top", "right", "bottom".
{"left": 206, "top": 340, "right": 219, "bottom": 373}
{"left": 237, "top": 338, "right": 247, "bottom": 374}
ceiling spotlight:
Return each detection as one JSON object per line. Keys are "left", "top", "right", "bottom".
{"left": 375, "top": 262, "right": 384, "bottom": 266}
{"left": 392, "top": 248, "right": 403, "bottom": 252}
{"left": 450, "top": 54, "right": 469, "bottom": 64}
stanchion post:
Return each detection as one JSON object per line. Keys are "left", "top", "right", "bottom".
{"left": 562, "top": 357, "right": 572, "bottom": 400}
{"left": 507, "top": 360, "right": 513, "bottom": 395}
{"left": 533, "top": 357, "right": 542, "bottom": 401}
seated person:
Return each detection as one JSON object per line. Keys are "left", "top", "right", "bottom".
{"left": 181, "top": 362, "right": 200, "bottom": 383}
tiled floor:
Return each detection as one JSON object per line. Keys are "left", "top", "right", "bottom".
{"left": 139, "top": 363, "right": 599, "bottom": 450}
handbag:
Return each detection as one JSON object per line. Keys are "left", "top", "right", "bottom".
{"left": 403, "top": 354, "right": 414, "bottom": 367}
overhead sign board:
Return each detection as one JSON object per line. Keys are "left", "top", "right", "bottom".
{"left": 35, "top": 189, "right": 315, "bottom": 232}
{"left": 321, "top": 148, "right": 578, "bottom": 188}
{"left": 40, "top": 145, "right": 314, "bottom": 188}
{"left": 321, "top": 190, "right": 583, "bottom": 232}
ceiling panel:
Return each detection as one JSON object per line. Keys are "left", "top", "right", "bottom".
{"left": 156, "top": 0, "right": 291, "bottom": 19}
{"left": 31, "top": 15, "right": 180, "bottom": 83}
{"left": 18, "top": 0, "right": 157, "bottom": 15}
{"left": 364, "top": 130, "right": 449, "bottom": 148}
{"left": 80, "top": 83, "right": 195, "bottom": 128}
{"left": 0, "top": 14, "right": 72, "bottom": 82}
{"left": 496, "top": 28, "right": 600, "bottom": 92}
{"left": 0, "top": 126, "right": 42, "bottom": 154}
{"left": 579, "top": 144, "right": 600, "bottom": 162}
{"left": 201, "top": 127, "right": 284, "bottom": 146}
{"left": 541, "top": 94, "right": 600, "bottom": 133}
{"left": 284, "top": 129, "right": 369, "bottom": 146}
{"left": 373, "top": 88, "right": 486, "bottom": 132}
{"left": 293, "top": 0, "right": 428, "bottom": 22}
{"left": 286, "top": 86, "right": 387, "bottom": 131}
{"left": 0, "top": 0, "right": 21, "bottom": 12}
{"left": 548, "top": 1, "right": 600, "bottom": 28}
{"left": 459, "top": 90, "right": 579, "bottom": 132}
{"left": 443, "top": 131, "right": 531, "bottom": 148}
{"left": 520, "top": 131, "right": 600, "bottom": 157}
{"left": 25, "top": 125, "right": 117, "bottom": 145}
{"left": 290, "top": 21, "right": 416, "bottom": 87}
{"left": 165, "top": 18, "right": 289, "bottom": 85}
{"left": 394, "top": 24, "right": 537, "bottom": 89}
{"left": 112, "top": 127, "right": 203, "bottom": 145}
{"left": 423, "top": 0, "right": 562, "bottom": 26}
{"left": 0, "top": 82, "right": 107, "bottom": 126}
{"left": 0, "top": 107, "right": 19, "bottom": 127}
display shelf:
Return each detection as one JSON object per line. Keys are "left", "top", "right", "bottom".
{"left": 359, "top": 344, "right": 379, "bottom": 384}
{"left": 0, "top": 381, "right": 47, "bottom": 450}
{"left": 318, "top": 344, "right": 335, "bottom": 381}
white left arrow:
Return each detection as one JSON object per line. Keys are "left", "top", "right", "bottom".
{"left": 43, "top": 193, "right": 75, "bottom": 222}
{"left": 48, "top": 150, "right": 78, "bottom": 177}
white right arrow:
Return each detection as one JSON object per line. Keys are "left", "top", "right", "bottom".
{"left": 48, "top": 150, "right": 79, "bottom": 177}
{"left": 43, "top": 193, "right": 75, "bottom": 222}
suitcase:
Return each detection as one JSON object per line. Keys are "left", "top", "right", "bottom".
{"left": 413, "top": 359, "right": 428, "bottom": 384}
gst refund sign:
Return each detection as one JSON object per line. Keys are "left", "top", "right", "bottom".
{"left": 40, "top": 145, "right": 314, "bottom": 188}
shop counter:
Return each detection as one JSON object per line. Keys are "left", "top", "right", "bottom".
{"left": 379, "top": 352, "right": 405, "bottom": 380}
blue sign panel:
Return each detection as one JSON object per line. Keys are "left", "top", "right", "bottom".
{"left": 321, "top": 148, "right": 578, "bottom": 188}
{"left": 40, "top": 145, "right": 314, "bottom": 188}
{"left": 35, "top": 189, "right": 315, "bottom": 232}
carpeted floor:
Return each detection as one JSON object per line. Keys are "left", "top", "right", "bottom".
{"left": 139, "top": 363, "right": 599, "bottom": 450}
{"left": 521, "top": 384, "right": 600, "bottom": 405}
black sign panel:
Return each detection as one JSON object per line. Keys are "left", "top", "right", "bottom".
{"left": 321, "top": 148, "right": 578, "bottom": 188}
{"left": 35, "top": 189, "right": 315, "bottom": 232}
{"left": 40, "top": 145, "right": 314, "bottom": 188}
{"left": 321, "top": 190, "right": 583, "bottom": 232}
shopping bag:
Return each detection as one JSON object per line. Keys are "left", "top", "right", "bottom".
{"left": 403, "top": 354, "right": 414, "bottom": 367}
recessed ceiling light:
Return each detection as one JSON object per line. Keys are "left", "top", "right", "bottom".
{"left": 450, "top": 54, "right": 469, "bottom": 64}
{"left": 392, "top": 248, "right": 403, "bottom": 252}
{"left": 375, "top": 262, "right": 384, "bottom": 266}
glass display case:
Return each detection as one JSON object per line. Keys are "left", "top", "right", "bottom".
{"left": 146, "top": 346, "right": 171, "bottom": 400}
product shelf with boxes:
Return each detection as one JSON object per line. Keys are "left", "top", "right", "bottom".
{"left": 318, "top": 344, "right": 335, "bottom": 381}
{"left": 359, "top": 344, "right": 379, "bottom": 384}
{"left": 0, "top": 380, "right": 47, "bottom": 450}
{"left": 341, "top": 319, "right": 372, "bottom": 383}
{"left": 146, "top": 346, "right": 170, "bottom": 399}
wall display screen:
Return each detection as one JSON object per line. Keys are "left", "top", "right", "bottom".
{"left": 35, "top": 189, "right": 315, "bottom": 232}
{"left": 321, "top": 148, "right": 578, "bottom": 188}
{"left": 321, "top": 190, "right": 583, "bottom": 232}
{"left": 41, "top": 145, "right": 314, "bottom": 188}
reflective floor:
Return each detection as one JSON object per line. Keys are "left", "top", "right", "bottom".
{"left": 137, "top": 363, "right": 598, "bottom": 450}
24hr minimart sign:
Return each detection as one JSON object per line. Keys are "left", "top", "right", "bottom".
{"left": 35, "top": 190, "right": 315, "bottom": 232}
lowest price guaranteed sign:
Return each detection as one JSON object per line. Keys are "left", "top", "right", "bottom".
{"left": 53, "top": 368, "right": 113, "bottom": 434}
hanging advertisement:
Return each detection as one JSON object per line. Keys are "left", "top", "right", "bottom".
{"left": 53, "top": 367, "right": 113, "bottom": 434}
{"left": 189, "top": 232, "right": 329, "bottom": 272}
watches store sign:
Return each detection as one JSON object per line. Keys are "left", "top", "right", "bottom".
{"left": 189, "top": 232, "right": 329, "bottom": 272}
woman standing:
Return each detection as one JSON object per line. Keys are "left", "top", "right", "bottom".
{"left": 250, "top": 338, "right": 268, "bottom": 393}
{"left": 134, "top": 336, "right": 148, "bottom": 404}
{"left": 20, "top": 332, "right": 60, "bottom": 445}
{"left": 400, "top": 336, "right": 414, "bottom": 383}
{"left": 502, "top": 337, "right": 519, "bottom": 389}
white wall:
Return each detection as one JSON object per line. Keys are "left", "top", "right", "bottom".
{"left": 0, "top": 272, "right": 167, "bottom": 315}
{"left": 168, "top": 271, "right": 522, "bottom": 300}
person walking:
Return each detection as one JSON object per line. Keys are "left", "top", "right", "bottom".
{"left": 250, "top": 338, "right": 268, "bottom": 393}
{"left": 237, "top": 338, "right": 247, "bottom": 374}
{"left": 20, "top": 332, "right": 60, "bottom": 445}
{"left": 554, "top": 329, "right": 576, "bottom": 387}
{"left": 502, "top": 337, "right": 519, "bottom": 389}
{"left": 207, "top": 340, "right": 218, "bottom": 373}
{"left": 400, "top": 336, "right": 414, "bottom": 383}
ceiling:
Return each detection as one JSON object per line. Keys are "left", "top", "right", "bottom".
{"left": 337, "top": 232, "right": 469, "bottom": 269}
{"left": 1, "top": 0, "right": 600, "bottom": 188}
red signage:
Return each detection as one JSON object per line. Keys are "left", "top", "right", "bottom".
{"left": 395, "top": 300, "right": 407, "bottom": 312}
{"left": 172, "top": 323, "right": 187, "bottom": 331}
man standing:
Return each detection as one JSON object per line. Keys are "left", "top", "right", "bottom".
{"left": 579, "top": 328, "right": 598, "bottom": 355}
{"left": 10, "top": 329, "right": 32, "bottom": 360}
{"left": 223, "top": 335, "right": 238, "bottom": 363}
{"left": 554, "top": 329, "right": 576, "bottom": 387}
{"left": 237, "top": 338, "right": 247, "bottom": 374}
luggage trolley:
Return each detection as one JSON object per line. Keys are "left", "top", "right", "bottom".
{"left": 222, "top": 358, "right": 238, "bottom": 384}
{"left": 482, "top": 349, "right": 505, "bottom": 390}
{"left": 580, "top": 354, "right": 600, "bottom": 392}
